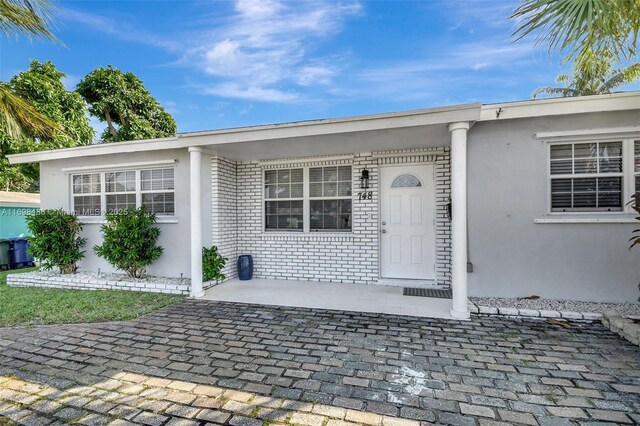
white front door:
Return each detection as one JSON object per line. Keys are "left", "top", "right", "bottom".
{"left": 380, "top": 164, "right": 435, "bottom": 280}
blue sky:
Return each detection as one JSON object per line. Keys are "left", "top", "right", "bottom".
{"left": 2, "top": 0, "right": 637, "bottom": 135}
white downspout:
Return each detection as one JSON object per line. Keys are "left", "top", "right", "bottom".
{"left": 189, "top": 146, "right": 204, "bottom": 298}
{"left": 449, "top": 122, "right": 471, "bottom": 320}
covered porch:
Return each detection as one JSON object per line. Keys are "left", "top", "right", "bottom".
{"left": 187, "top": 104, "right": 481, "bottom": 320}
{"left": 202, "top": 278, "right": 455, "bottom": 319}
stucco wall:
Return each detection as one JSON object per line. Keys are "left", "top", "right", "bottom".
{"left": 467, "top": 111, "right": 640, "bottom": 303}
{"left": 39, "top": 149, "right": 212, "bottom": 278}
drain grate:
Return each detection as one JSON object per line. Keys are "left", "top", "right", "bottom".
{"left": 403, "top": 287, "right": 452, "bottom": 299}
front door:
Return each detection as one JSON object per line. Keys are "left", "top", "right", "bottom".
{"left": 380, "top": 164, "right": 435, "bottom": 280}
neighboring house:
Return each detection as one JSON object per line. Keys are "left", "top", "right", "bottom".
{"left": 0, "top": 191, "right": 39, "bottom": 238}
{"left": 8, "top": 92, "right": 640, "bottom": 316}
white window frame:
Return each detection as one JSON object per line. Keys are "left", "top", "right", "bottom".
{"left": 262, "top": 165, "right": 353, "bottom": 233}
{"left": 546, "top": 136, "right": 637, "bottom": 215}
{"left": 70, "top": 166, "right": 176, "bottom": 219}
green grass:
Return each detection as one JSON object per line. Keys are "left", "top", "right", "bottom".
{"left": 0, "top": 268, "right": 185, "bottom": 327}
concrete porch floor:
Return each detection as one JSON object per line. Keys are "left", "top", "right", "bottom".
{"left": 202, "top": 278, "right": 455, "bottom": 319}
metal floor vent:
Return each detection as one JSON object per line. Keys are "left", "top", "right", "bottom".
{"left": 403, "top": 287, "right": 452, "bottom": 299}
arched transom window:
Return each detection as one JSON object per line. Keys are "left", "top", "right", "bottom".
{"left": 391, "top": 174, "right": 422, "bottom": 188}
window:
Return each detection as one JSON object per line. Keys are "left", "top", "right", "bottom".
{"left": 141, "top": 169, "right": 175, "bottom": 215}
{"left": 549, "top": 141, "right": 623, "bottom": 212}
{"left": 105, "top": 171, "right": 136, "bottom": 212}
{"left": 309, "top": 166, "right": 352, "bottom": 231}
{"left": 71, "top": 168, "right": 175, "bottom": 217}
{"left": 392, "top": 174, "right": 422, "bottom": 188}
{"left": 72, "top": 173, "right": 101, "bottom": 216}
{"left": 264, "top": 165, "right": 352, "bottom": 232}
{"left": 264, "top": 169, "right": 304, "bottom": 231}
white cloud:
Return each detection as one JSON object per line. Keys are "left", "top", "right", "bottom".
{"left": 184, "top": 0, "right": 361, "bottom": 101}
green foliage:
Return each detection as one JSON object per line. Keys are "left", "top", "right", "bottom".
{"left": 76, "top": 65, "right": 176, "bottom": 143}
{"left": 0, "top": 267, "right": 184, "bottom": 327}
{"left": 26, "top": 209, "right": 86, "bottom": 274}
{"left": 0, "top": 0, "right": 57, "bottom": 42}
{"left": 1, "top": 60, "right": 94, "bottom": 192}
{"left": 93, "top": 207, "right": 163, "bottom": 279}
{"left": 534, "top": 50, "right": 640, "bottom": 97}
{"left": 511, "top": 0, "right": 640, "bottom": 62}
{"left": 203, "top": 245, "right": 227, "bottom": 283}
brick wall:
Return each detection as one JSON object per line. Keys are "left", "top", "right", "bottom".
{"left": 211, "top": 147, "right": 452, "bottom": 286}
{"left": 211, "top": 157, "right": 239, "bottom": 282}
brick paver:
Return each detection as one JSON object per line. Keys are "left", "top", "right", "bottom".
{"left": 1, "top": 300, "right": 639, "bottom": 425}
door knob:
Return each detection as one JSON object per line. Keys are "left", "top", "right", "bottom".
{"left": 382, "top": 229, "right": 387, "bottom": 233}
{"left": 382, "top": 221, "right": 386, "bottom": 225}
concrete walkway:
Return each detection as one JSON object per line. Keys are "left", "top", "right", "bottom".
{"left": 203, "top": 279, "right": 453, "bottom": 319}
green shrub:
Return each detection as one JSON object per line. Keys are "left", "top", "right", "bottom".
{"left": 26, "top": 209, "right": 86, "bottom": 274}
{"left": 203, "top": 245, "right": 227, "bottom": 283}
{"left": 93, "top": 207, "right": 163, "bottom": 278}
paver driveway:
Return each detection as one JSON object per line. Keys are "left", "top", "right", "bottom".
{"left": 1, "top": 300, "right": 639, "bottom": 426}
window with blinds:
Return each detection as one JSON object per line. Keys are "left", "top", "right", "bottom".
{"left": 549, "top": 142, "right": 623, "bottom": 212}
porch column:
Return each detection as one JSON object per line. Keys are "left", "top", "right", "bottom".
{"left": 449, "top": 122, "right": 470, "bottom": 320}
{"left": 189, "top": 146, "right": 204, "bottom": 298}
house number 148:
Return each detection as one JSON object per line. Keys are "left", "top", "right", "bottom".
{"left": 358, "top": 191, "right": 373, "bottom": 201}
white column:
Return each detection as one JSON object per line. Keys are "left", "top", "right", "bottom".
{"left": 449, "top": 122, "right": 470, "bottom": 320}
{"left": 189, "top": 146, "right": 204, "bottom": 298}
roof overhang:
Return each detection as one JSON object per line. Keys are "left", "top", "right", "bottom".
{"left": 8, "top": 103, "right": 480, "bottom": 164}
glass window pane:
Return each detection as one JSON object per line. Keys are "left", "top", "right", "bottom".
{"left": 290, "top": 183, "right": 303, "bottom": 198}
{"left": 551, "top": 179, "right": 572, "bottom": 193}
{"left": 391, "top": 174, "right": 422, "bottom": 188}
{"left": 142, "top": 193, "right": 175, "bottom": 215}
{"left": 573, "top": 178, "right": 596, "bottom": 192}
{"left": 598, "top": 192, "right": 621, "bottom": 208}
{"left": 324, "top": 167, "right": 337, "bottom": 182}
{"left": 291, "top": 200, "right": 303, "bottom": 215}
{"left": 291, "top": 168, "right": 303, "bottom": 183}
{"left": 599, "top": 142, "right": 622, "bottom": 158}
{"left": 574, "top": 143, "right": 597, "bottom": 158}
{"left": 309, "top": 168, "right": 322, "bottom": 182}
{"left": 106, "top": 194, "right": 136, "bottom": 213}
{"left": 277, "top": 169, "right": 290, "bottom": 183}
{"left": 74, "top": 195, "right": 101, "bottom": 216}
{"left": 574, "top": 159, "right": 597, "bottom": 174}
{"left": 338, "top": 166, "right": 352, "bottom": 181}
{"left": 277, "top": 184, "right": 290, "bottom": 199}
{"left": 550, "top": 160, "right": 572, "bottom": 175}
{"left": 310, "top": 200, "right": 322, "bottom": 215}
{"left": 265, "top": 184, "right": 276, "bottom": 199}
{"left": 550, "top": 144, "right": 572, "bottom": 160}
{"left": 573, "top": 192, "right": 596, "bottom": 208}
{"left": 265, "top": 170, "right": 276, "bottom": 184}
{"left": 599, "top": 157, "right": 622, "bottom": 173}
{"left": 338, "top": 181, "right": 352, "bottom": 197}
{"left": 598, "top": 177, "right": 621, "bottom": 192}
{"left": 324, "top": 182, "right": 337, "bottom": 197}
{"left": 310, "top": 183, "right": 322, "bottom": 198}
{"left": 551, "top": 193, "right": 572, "bottom": 209}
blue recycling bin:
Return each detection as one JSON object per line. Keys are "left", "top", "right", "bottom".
{"left": 9, "top": 238, "right": 33, "bottom": 269}
{"left": 237, "top": 255, "right": 253, "bottom": 280}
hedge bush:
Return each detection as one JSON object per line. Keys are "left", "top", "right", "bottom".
{"left": 26, "top": 209, "right": 86, "bottom": 274}
{"left": 203, "top": 245, "right": 227, "bottom": 283}
{"left": 93, "top": 207, "right": 163, "bottom": 278}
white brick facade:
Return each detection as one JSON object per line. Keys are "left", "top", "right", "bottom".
{"left": 7, "top": 272, "right": 190, "bottom": 294}
{"left": 210, "top": 147, "right": 452, "bottom": 287}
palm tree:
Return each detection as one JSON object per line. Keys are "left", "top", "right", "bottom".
{"left": 510, "top": 0, "right": 640, "bottom": 62}
{"left": 534, "top": 50, "right": 640, "bottom": 98}
{"left": 0, "top": 0, "right": 60, "bottom": 141}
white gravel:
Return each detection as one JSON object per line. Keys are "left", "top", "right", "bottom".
{"left": 26, "top": 269, "right": 189, "bottom": 285}
{"left": 470, "top": 296, "right": 640, "bottom": 317}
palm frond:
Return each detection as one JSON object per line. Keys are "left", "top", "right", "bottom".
{"left": 600, "top": 62, "right": 640, "bottom": 91}
{"left": 0, "top": 83, "right": 60, "bottom": 140}
{"left": 0, "top": 0, "right": 57, "bottom": 41}
{"left": 510, "top": 0, "right": 638, "bottom": 60}
{"left": 533, "top": 86, "right": 580, "bottom": 98}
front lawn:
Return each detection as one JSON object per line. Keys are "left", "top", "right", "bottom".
{"left": 0, "top": 268, "right": 185, "bottom": 327}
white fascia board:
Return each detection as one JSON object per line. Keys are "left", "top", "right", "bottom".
{"left": 480, "top": 91, "right": 640, "bottom": 122}
{"left": 8, "top": 137, "right": 182, "bottom": 165}
{"left": 7, "top": 103, "right": 481, "bottom": 164}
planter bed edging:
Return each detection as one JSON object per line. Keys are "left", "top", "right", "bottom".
{"left": 602, "top": 311, "right": 640, "bottom": 345}
{"left": 470, "top": 303, "right": 602, "bottom": 321}
{"left": 7, "top": 271, "right": 190, "bottom": 295}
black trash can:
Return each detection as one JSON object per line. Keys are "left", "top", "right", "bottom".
{"left": 237, "top": 255, "right": 253, "bottom": 280}
{"left": 9, "top": 238, "right": 33, "bottom": 269}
